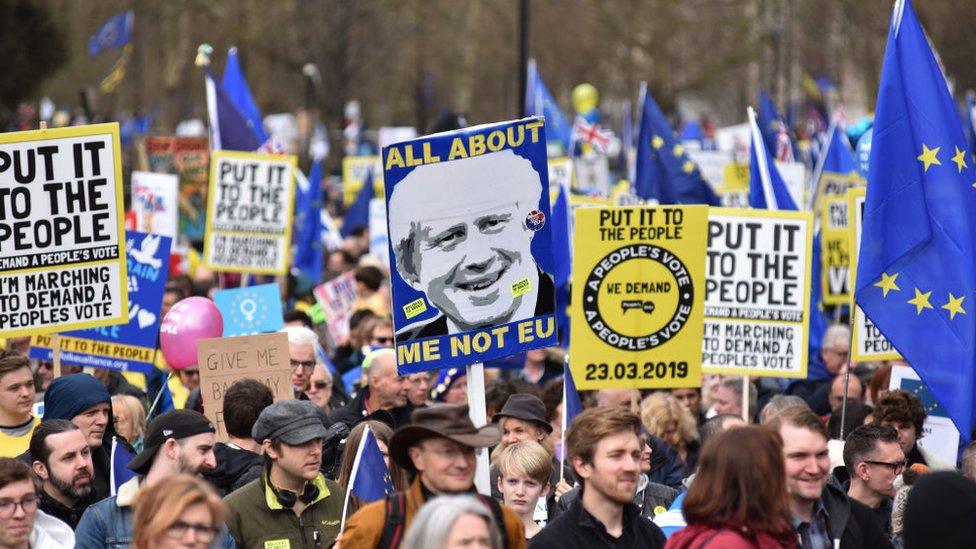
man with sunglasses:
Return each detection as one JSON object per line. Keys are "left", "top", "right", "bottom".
{"left": 844, "top": 424, "right": 905, "bottom": 538}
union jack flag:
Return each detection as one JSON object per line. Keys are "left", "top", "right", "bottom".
{"left": 572, "top": 116, "right": 613, "bottom": 154}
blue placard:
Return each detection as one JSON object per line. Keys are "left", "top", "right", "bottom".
{"left": 213, "top": 282, "right": 284, "bottom": 336}
{"left": 383, "top": 117, "right": 557, "bottom": 373}
{"left": 29, "top": 231, "right": 171, "bottom": 373}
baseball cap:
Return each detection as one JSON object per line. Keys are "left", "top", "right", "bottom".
{"left": 128, "top": 410, "right": 216, "bottom": 475}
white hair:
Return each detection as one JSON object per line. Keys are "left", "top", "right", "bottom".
{"left": 822, "top": 323, "right": 851, "bottom": 349}
{"left": 280, "top": 325, "right": 318, "bottom": 348}
{"left": 401, "top": 495, "right": 502, "bottom": 549}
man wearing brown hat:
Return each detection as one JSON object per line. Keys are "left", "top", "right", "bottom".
{"left": 340, "top": 403, "right": 526, "bottom": 548}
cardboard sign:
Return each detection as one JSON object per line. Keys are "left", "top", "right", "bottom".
{"left": 213, "top": 282, "right": 284, "bottom": 337}
{"left": 0, "top": 123, "right": 129, "bottom": 337}
{"left": 130, "top": 170, "right": 179, "bottom": 239}
{"left": 29, "top": 231, "right": 171, "bottom": 373}
{"left": 203, "top": 151, "right": 298, "bottom": 275}
{"left": 820, "top": 172, "right": 864, "bottom": 305}
{"left": 848, "top": 187, "right": 900, "bottom": 360}
{"left": 384, "top": 117, "right": 558, "bottom": 373}
{"left": 702, "top": 209, "right": 813, "bottom": 377}
{"left": 197, "top": 332, "right": 293, "bottom": 440}
{"left": 569, "top": 205, "right": 708, "bottom": 389}
{"left": 341, "top": 155, "right": 383, "bottom": 206}
{"left": 313, "top": 272, "right": 358, "bottom": 343}
{"left": 889, "top": 365, "right": 959, "bottom": 466}
{"left": 142, "top": 136, "right": 210, "bottom": 241}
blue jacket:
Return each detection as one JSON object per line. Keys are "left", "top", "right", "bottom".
{"left": 75, "top": 477, "right": 235, "bottom": 549}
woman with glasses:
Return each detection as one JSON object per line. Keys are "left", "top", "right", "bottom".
{"left": 132, "top": 474, "right": 225, "bottom": 549}
{"left": 306, "top": 363, "right": 336, "bottom": 413}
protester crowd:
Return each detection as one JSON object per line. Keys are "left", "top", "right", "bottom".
{"left": 2, "top": 246, "right": 976, "bottom": 549}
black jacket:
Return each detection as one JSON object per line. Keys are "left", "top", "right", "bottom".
{"left": 38, "top": 487, "right": 95, "bottom": 529}
{"left": 819, "top": 482, "right": 894, "bottom": 549}
{"left": 553, "top": 473, "right": 678, "bottom": 520}
{"left": 529, "top": 493, "right": 666, "bottom": 549}
{"left": 205, "top": 443, "right": 262, "bottom": 497}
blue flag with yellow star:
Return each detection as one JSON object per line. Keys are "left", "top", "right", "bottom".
{"left": 856, "top": 0, "right": 976, "bottom": 442}
{"left": 634, "top": 88, "right": 719, "bottom": 205}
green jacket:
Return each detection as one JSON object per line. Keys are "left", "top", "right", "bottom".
{"left": 224, "top": 470, "right": 345, "bottom": 549}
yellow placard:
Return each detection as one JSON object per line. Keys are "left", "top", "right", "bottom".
{"left": 702, "top": 208, "right": 813, "bottom": 378}
{"left": 0, "top": 123, "right": 129, "bottom": 338}
{"left": 848, "top": 187, "right": 901, "bottom": 361}
{"left": 32, "top": 333, "right": 155, "bottom": 366}
{"left": 569, "top": 206, "right": 707, "bottom": 389}
{"left": 203, "top": 150, "right": 298, "bottom": 276}
{"left": 341, "top": 155, "right": 383, "bottom": 206}
{"left": 715, "top": 162, "right": 750, "bottom": 208}
{"left": 818, "top": 172, "right": 864, "bottom": 305}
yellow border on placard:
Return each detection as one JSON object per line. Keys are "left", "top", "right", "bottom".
{"left": 0, "top": 123, "right": 129, "bottom": 338}
{"left": 341, "top": 155, "right": 383, "bottom": 206}
{"left": 203, "top": 150, "right": 298, "bottom": 276}
{"left": 848, "top": 187, "right": 901, "bottom": 361}
{"left": 702, "top": 207, "right": 814, "bottom": 379}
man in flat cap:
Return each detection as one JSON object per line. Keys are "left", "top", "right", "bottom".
{"left": 340, "top": 403, "right": 526, "bottom": 548}
{"left": 224, "top": 400, "right": 346, "bottom": 548}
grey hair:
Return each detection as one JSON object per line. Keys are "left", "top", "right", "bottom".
{"left": 822, "top": 323, "right": 851, "bottom": 350}
{"left": 759, "top": 395, "right": 809, "bottom": 425}
{"left": 280, "top": 325, "right": 318, "bottom": 348}
{"left": 401, "top": 495, "right": 503, "bottom": 549}
{"left": 719, "top": 376, "right": 758, "bottom": 419}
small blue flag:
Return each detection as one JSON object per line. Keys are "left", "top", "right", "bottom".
{"left": 221, "top": 47, "right": 267, "bottom": 144}
{"left": 341, "top": 170, "right": 373, "bottom": 238}
{"left": 110, "top": 437, "right": 136, "bottom": 495}
{"left": 856, "top": 0, "right": 976, "bottom": 442}
{"left": 293, "top": 161, "right": 325, "bottom": 285}
{"left": 204, "top": 65, "right": 261, "bottom": 152}
{"left": 213, "top": 283, "right": 285, "bottom": 337}
{"left": 89, "top": 11, "right": 132, "bottom": 56}
{"left": 758, "top": 90, "right": 783, "bottom": 156}
{"left": 525, "top": 59, "right": 572, "bottom": 151}
{"left": 562, "top": 361, "right": 583, "bottom": 432}
{"left": 748, "top": 107, "right": 798, "bottom": 210}
{"left": 551, "top": 183, "right": 571, "bottom": 346}
{"left": 350, "top": 427, "right": 395, "bottom": 502}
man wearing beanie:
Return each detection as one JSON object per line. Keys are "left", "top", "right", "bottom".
{"left": 74, "top": 409, "right": 229, "bottom": 548}
{"left": 224, "top": 400, "right": 346, "bottom": 547}
{"left": 20, "top": 373, "right": 117, "bottom": 499}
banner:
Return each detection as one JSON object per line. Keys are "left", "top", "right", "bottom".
{"left": 385, "top": 117, "right": 558, "bottom": 373}
{"left": 0, "top": 123, "right": 129, "bottom": 337}
{"left": 142, "top": 136, "right": 210, "bottom": 241}
{"left": 702, "top": 209, "right": 813, "bottom": 377}
{"left": 849, "top": 187, "right": 900, "bottom": 360}
{"left": 313, "top": 272, "right": 357, "bottom": 344}
{"left": 197, "top": 332, "right": 293, "bottom": 440}
{"left": 213, "top": 282, "right": 284, "bottom": 337}
{"left": 130, "top": 171, "right": 179, "bottom": 239}
{"left": 203, "top": 151, "right": 297, "bottom": 275}
{"left": 569, "top": 205, "right": 707, "bottom": 389}
{"left": 341, "top": 155, "right": 383, "bottom": 206}
{"left": 820, "top": 172, "right": 864, "bottom": 305}
{"left": 30, "top": 231, "right": 171, "bottom": 373}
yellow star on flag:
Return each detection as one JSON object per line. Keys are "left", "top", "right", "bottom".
{"left": 651, "top": 135, "right": 664, "bottom": 149}
{"left": 673, "top": 143, "right": 685, "bottom": 157}
{"left": 942, "top": 293, "right": 966, "bottom": 320}
{"left": 874, "top": 272, "right": 900, "bottom": 297}
{"left": 917, "top": 144, "right": 941, "bottom": 172}
{"left": 952, "top": 146, "right": 968, "bottom": 172}
{"left": 907, "top": 288, "right": 933, "bottom": 314}
{"left": 682, "top": 160, "right": 695, "bottom": 173}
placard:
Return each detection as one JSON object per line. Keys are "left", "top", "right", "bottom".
{"left": 29, "top": 231, "right": 171, "bottom": 373}
{"left": 569, "top": 205, "right": 708, "bottom": 389}
{"left": 142, "top": 136, "right": 209, "bottom": 241}
{"left": 197, "top": 332, "right": 293, "bottom": 440}
{"left": 203, "top": 151, "right": 297, "bottom": 275}
{"left": 0, "top": 123, "right": 128, "bottom": 337}
{"left": 702, "top": 209, "right": 813, "bottom": 377}
{"left": 213, "top": 282, "right": 284, "bottom": 337}
{"left": 341, "top": 155, "right": 383, "bottom": 206}
{"left": 385, "top": 117, "right": 558, "bottom": 373}
{"left": 889, "top": 365, "right": 959, "bottom": 466}
{"left": 130, "top": 170, "right": 179, "bottom": 239}
{"left": 848, "top": 187, "right": 900, "bottom": 360}
{"left": 313, "top": 272, "right": 358, "bottom": 343}
{"left": 820, "top": 172, "right": 864, "bottom": 305}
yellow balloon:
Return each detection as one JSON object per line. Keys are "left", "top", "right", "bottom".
{"left": 572, "top": 83, "right": 599, "bottom": 114}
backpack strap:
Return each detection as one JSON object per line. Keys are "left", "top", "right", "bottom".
{"left": 479, "top": 495, "right": 511, "bottom": 549}
{"left": 378, "top": 491, "right": 408, "bottom": 549}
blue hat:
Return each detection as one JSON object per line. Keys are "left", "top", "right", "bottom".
{"left": 43, "top": 374, "right": 111, "bottom": 421}
{"left": 430, "top": 368, "right": 464, "bottom": 402}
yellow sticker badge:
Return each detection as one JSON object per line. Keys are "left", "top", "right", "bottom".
{"left": 570, "top": 206, "right": 707, "bottom": 390}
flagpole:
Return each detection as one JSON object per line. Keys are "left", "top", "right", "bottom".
{"left": 146, "top": 371, "right": 173, "bottom": 418}
{"left": 338, "top": 426, "right": 371, "bottom": 533}
{"left": 560, "top": 354, "right": 569, "bottom": 483}
{"left": 466, "top": 363, "right": 490, "bottom": 495}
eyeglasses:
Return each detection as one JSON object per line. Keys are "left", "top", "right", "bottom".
{"left": 290, "top": 359, "right": 316, "bottom": 372}
{"left": 864, "top": 459, "right": 907, "bottom": 473}
{"left": 164, "top": 520, "right": 220, "bottom": 543}
{"left": 424, "top": 445, "right": 476, "bottom": 461}
{"left": 0, "top": 494, "right": 38, "bottom": 518}
{"left": 312, "top": 381, "right": 331, "bottom": 390}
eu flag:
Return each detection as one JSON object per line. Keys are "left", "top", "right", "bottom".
{"left": 748, "top": 106, "right": 798, "bottom": 211}
{"left": 634, "top": 88, "right": 719, "bottom": 205}
{"left": 551, "top": 181, "right": 571, "bottom": 346}
{"left": 525, "top": 59, "right": 572, "bottom": 151}
{"left": 110, "top": 437, "right": 136, "bottom": 495}
{"left": 562, "top": 360, "right": 583, "bottom": 432}
{"left": 340, "top": 426, "right": 395, "bottom": 530}
{"left": 341, "top": 170, "right": 373, "bottom": 238}
{"left": 293, "top": 160, "right": 325, "bottom": 284}
{"left": 855, "top": 0, "right": 976, "bottom": 441}
{"left": 88, "top": 11, "right": 132, "bottom": 56}
{"left": 758, "top": 90, "right": 783, "bottom": 156}
{"left": 221, "top": 47, "right": 268, "bottom": 144}
{"left": 204, "top": 65, "right": 261, "bottom": 152}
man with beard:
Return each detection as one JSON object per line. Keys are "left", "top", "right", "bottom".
{"left": 29, "top": 420, "right": 96, "bottom": 529}
{"left": 74, "top": 409, "right": 230, "bottom": 548}
{"left": 529, "top": 406, "right": 666, "bottom": 548}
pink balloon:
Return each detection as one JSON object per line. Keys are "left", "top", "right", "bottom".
{"left": 159, "top": 297, "right": 224, "bottom": 370}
